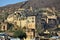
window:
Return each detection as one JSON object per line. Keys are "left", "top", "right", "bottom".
{"left": 32, "top": 20, "right": 34, "bottom": 22}
{"left": 27, "top": 20, "right": 30, "bottom": 23}
{"left": 32, "top": 17, "right": 34, "bottom": 19}
{"left": 3, "top": 26, "right": 5, "bottom": 29}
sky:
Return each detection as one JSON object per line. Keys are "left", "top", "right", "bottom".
{"left": 0, "top": 0, "right": 26, "bottom": 7}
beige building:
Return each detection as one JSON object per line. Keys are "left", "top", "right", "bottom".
{"left": 7, "top": 12, "right": 36, "bottom": 39}
{"left": 1, "top": 22, "right": 8, "bottom": 31}
{"left": 27, "top": 16, "right": 36, "bottom": 29}
{"left": 39, "top": 8, "right": 57, "bottom": 23}
{"left": 6, "top": 8, "right": 58, "bottom": 40}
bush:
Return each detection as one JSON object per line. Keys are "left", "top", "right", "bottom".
{"left": 13, "top": 29, "right": 27, "bottom": 39}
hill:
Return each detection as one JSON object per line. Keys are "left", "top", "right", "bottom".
{"left": 0, "top": 0, "right": 60, "bottom": 13}
{"left": 26, "top": 0, "right": 60, "bottom": 10}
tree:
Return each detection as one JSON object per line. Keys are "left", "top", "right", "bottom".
{"left": 13, "top": 29, "right": 27, "bottom": 39}
{"left": 7, "top": 22, "right": 14, "bottom": 31}
{"left": 4, "top": 12, "right": 9, "bottom": 19}
{"left": 0, "top": 12, "right": 9, "bottom": 22}
{"left": 0, "top": 15, "right": 4, "bottom": 22}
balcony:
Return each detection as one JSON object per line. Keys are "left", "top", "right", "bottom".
{"left": 47, "top": 15, "right": 57, "bottom": 19}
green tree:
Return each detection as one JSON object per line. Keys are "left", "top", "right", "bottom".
{"left": 13, "top": 29, "right": 27, "bottom": 39}
{"left": 0, "top": 15, "right": 4, "bottom": 22}
{"left": 0, "top": 12, "right": 9, "bottom": 22}
{"left": 2, "top": 12, "right": 9, "bottom": 19}
{"left": 7, "top": 23, "right": 14, "bottom": 31}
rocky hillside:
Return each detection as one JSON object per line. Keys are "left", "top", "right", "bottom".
{"left": 0, "top": 1, "right": 26, "bottom": 13}
{"left": 0, "top": 0, "right": 60, "bottom": 13}
{"left": 26, "top": 0, "right": 60, "bottom": 10}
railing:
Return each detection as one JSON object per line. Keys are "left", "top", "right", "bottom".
{"left": 47, "top": 15, "right": 57, "bottom": 19}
